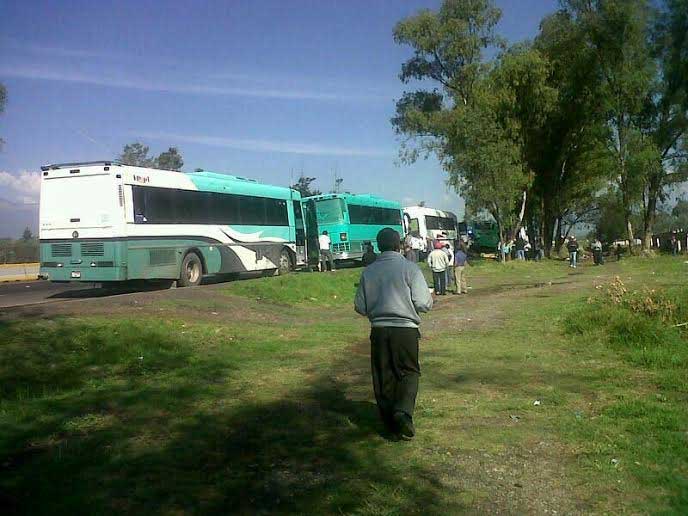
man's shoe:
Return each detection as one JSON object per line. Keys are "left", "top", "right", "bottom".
{"left": 393, "top": 411, "right": 415, "bottom": 440}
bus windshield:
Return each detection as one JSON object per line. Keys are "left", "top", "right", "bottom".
{"left": 426, "top": 215, "right": 456, "bottom": 231}
{"left": 316, "top": 198, "right": 346, "bottom": 225}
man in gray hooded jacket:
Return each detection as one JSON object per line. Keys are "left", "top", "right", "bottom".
{"left": 354, "top": 228, "right": 433, "bottom": 439}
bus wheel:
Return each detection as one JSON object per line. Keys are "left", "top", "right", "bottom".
{"left": 277, "top": 249, "right": 292, "bottom": 276}
{"left": 179, "top": 252, "right": 203, "bottom": 287}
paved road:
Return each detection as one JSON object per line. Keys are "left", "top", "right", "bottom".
{"left": 0, "top": 263, "right": 39, "bottom": 281}
{"left": 0, "top": 280, "right": 102, "bottom": 308}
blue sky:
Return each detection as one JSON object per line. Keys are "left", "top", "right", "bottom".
{"left": 0, "top": 0, "right": 557, "bottom": 238}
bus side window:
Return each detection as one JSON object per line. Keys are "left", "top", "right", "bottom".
{"left": 133, "top": 186, "right": 148, "bottom": 223}
{"left": 410, "top": 218, "right": 420, "bottom": 234}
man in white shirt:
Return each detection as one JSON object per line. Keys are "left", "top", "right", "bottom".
{"left": 318, "top": 230, "right": 334, "bottom": 272}
{"left": 427, "top": 242, "right": 450, "bottom": 295}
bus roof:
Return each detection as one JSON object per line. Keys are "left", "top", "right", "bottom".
{"left": 403, "top": 205, "right": 457, "bottom": 219}
{"left": 189, "top": 170, "right": 301, "bottom": 200}
{"left": 304, "top": 192, "right": 401, "bottom": 209}
{"left": 40, "top": 162, "right": 301, "bottom": 201}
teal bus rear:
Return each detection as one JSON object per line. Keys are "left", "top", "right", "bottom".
{"left": 304, "top": 193, "right": 404, "bottom": 261}
{"left": 471, "top": 220, "right": 500, "bottom": 251}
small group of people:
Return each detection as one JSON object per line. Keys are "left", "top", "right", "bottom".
{"left": 567, "top": 236, "right": 607, "bottom": 267}
{"left": 426, "top": 240, "right": 469, "bottom": 296}
{"left": 498, "top": 235, "right": 544, "bottom": 262}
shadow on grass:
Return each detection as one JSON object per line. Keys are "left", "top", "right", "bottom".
{"left": 0, "top": 318, "right": 454, "bottom": 515}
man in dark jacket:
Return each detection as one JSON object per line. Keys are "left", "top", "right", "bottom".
{"left": 567, "top": 236, "right": 579, "bottom": 268}
{"left": 362, "top": 243, "right": 377, "bottom": 266}
{"left": 354, "top": 228, "right": 433, "bottom": 439}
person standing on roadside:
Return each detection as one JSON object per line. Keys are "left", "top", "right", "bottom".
{"left": 318, "top": 230, "right": 335, "bottom": 272}
{"left": 354, "top": 228, "right": 433, "bottom": 440}
{"left": 453, "top": 243, "right": 469, "bottom": 295}
{"left": 362, "top": 243, "right": 377, "bottom": 266}
{"left": 515, "top": 236, "right": 526, "bottom": 260}
{"left": 567, "top": 236, "right": 579, "bottom": 268}
{"left": 427, "top": 242, "right": 450, "bottom": 295}
{"left": 443, "top": 243, "right": 454, "bottom": 291}
{"left": 671, "top": 233, "right": 679, "bottom": 256}
{"left": 533, "top": 238, "right": 542, "bottom": 262}
{"left": 592, "top": 238, "right": 603, "bottom": 265}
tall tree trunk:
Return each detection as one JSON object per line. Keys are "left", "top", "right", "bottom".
{"left": 554, "top": 216, "right": 565, "bottom": 255}
{"left": 542, "top": 194, "right": 557, "bottom": 258}
{"left": 642, "top": 170, "right": 661, "bottom": 251}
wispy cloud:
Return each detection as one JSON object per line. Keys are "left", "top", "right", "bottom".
{"left": 0, "top": 65, "right": 385, "bottom": 102}
{"left": 139, "top": 132, "right": 392, "bottom": 158}
{"left": 1, "top": 38, "right": 115, "bottom": 59}
{"left": 0, "top": 170, "right": 41, "bottom": 206}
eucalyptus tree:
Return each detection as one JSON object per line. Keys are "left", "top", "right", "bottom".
{"left": 638, "top": 0, "right": 688, "bottom": 249}
{"left": 392, "top": 0, "right": 554, "bottom": 244}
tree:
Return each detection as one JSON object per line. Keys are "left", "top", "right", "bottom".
{"left": 441, "top": 46, "right": 558, "bottom": 244}
{"left": 290, "top": 175, "right": 321, "bottom": 197}
{"left": 22, "top": 227, "right": 33, "bottom": 241}
{"left": 119, "top": 143, "right": 185, "bottom": 171}
{"left": 155, "top": 147, "right": 184, "bottom": 171}
{"left": 567, "top": 0, "right": 658, "bottom": 251}
{"left": 530, "top": 8, "right": 608, "bottom": 255}
{"left": 393, "top": 0, "right": 533, "bottom": 244}
{"left": 119, "top": 143, "right": 155, "bottom": 167}
{"left": 637, "top": 0, "right": 688, "bottom": 249}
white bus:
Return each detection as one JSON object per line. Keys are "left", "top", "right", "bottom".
{"left": 39, "top": 161, "right": 307, "bottom": 286}
{"left": 403, "top": 206, "right": 458, "bottom": 253}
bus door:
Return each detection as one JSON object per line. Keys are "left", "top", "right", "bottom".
{"left": 304, "top": 200, "right": 320, "bottom": 266}
{"left": 293, "top": 201, "right": 307, "bottom": 265}
{"left": 403, "top": 213, "right": 411, "bottom": 236}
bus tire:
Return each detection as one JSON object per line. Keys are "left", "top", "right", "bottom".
{"left": 178, "top": 252, "right": 203, "bottom": 287}
{"left": 276, "top": 248, "right": 292, "bottom": 276}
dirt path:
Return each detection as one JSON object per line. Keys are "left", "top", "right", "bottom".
{"left": 390, "top": 263, "right": 627, "bottom": 514}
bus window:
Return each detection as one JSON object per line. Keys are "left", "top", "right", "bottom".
{"left": 409, "top": 218, "right": 420, "bottom": 234}
{"left": 349, "top": 205, "right": 401, "bottom": 225}
{"left": 316, "top": 198, "right": 346, "bottom": 224}
{"left": 426, "top": 215, "right": 456, "bottom": 231}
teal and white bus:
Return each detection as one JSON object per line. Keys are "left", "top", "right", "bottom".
{"left": 39, "top": 161, "right": 307, "bottom": 286}
{"left": 304, "top": 193, "right": 404, "bottom": 261}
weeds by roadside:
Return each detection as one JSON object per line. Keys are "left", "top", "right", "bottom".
{"left": 564, "top": 276, "right": 688, "bottom": 511}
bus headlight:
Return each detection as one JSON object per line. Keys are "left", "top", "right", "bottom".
{"left": 340, "top": 232, "right": 348, "bottom": 241}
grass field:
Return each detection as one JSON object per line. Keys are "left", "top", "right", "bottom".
{"left": 1, "top": 256, "right": 687, "bottom": 514}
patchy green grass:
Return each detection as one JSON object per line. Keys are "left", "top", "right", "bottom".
{"left": 221, "top": 269, "right": 360, "bottom": 307}
{"left": 563, "top": 276, "right": 688, "bottom": 512}
{"left": 1, "top": 256, "right": 687, "bottom": 513}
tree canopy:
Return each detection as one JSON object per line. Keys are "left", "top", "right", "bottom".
{"left": 118, "top": 143, "right": 184, "bottom": 171}
{"left": 155, "top": 147, "right": 184, "bottom": 172}
{"left": 393, "top": 0, "right": 688, "bottom": 253}
{"left": 290, "top": 175, "right": 321, "bottom": 197}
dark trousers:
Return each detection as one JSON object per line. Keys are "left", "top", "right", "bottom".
{"left": 432, "top": 271, "right": 446, "bottom": 295}
{"left": 370, "top": 327, "right": 421, "bottom": 430}
{"left": 319, "top": 250, "right": 334, "bottom": 271}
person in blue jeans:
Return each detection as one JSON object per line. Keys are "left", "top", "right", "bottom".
{"left": 515, "top": 237, "right": 526, "bottom": 260}
{"left": 567, "top": 236, "right": 579, "bottom": 268}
